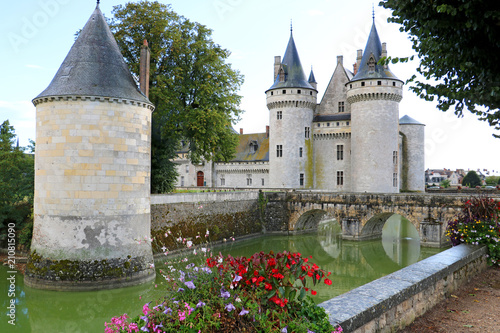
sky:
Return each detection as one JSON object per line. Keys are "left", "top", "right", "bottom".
{"left": 1, "top": 0, "right": 499, "bottom": 174}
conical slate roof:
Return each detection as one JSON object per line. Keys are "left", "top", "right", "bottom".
{"left": 34, "top": 4, "right": 150, "bottom": 104}
{"left": 351, "top": 21, "right": 400, "bottom": 82}
{"left": 399, "top": 115, "right": 424, "bottom": 125}
{"left": 267, "top": 31, "right": 315, "bottom": 91}
{"left": 308, "top": 67, "right": 317, "bottom": 83}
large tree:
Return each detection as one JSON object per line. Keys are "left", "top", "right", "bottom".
{"left": 380, "top": 0, "right": 500, "bottom": 137}
{"left": 109, "top": 1, "right": 243, "bottom": 192}
{"left": 0, "top": 120, "right": 34, "bottom": 246}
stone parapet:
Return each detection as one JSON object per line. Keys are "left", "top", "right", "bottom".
{"left": 319, "top": 244, "right": 488, "bottom": 332}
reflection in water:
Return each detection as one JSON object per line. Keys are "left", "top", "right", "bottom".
{"left": 381, "top": 214, "right": 421, "bottom": 267}
{"left": 1, "top": 220, "right": 444, "bottom": 332}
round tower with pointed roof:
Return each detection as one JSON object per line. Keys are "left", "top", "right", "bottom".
{"left": 399, "top": 115, "right": 425, "bottom": 191}
{"left": 266, "top": 28, "right": 317, "bottom": 188}
{"left": 346, "top": 20, "right": 404, "bottom": 193}
{"left": 26, "top": 3, "right": 156, "bottom": 290}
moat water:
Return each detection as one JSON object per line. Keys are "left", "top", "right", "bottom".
{"left": 1, "top": 215, "right": 445, "bottom": 332}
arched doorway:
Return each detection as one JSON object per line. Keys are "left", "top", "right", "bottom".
{"left": 197, "top": 171, "right": 204, "bottom": 187}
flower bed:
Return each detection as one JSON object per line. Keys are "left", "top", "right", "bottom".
{"left": 105, "top": 249, "right": 342, "bottom": 332}
{"left": 446, "top": 195, "right": 500, "bottom": 265}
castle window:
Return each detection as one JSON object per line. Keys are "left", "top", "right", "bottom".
{"left": 297, "top": 89, "right": 301, "bottom": 94}
{"left": 247, "top": 174, "right": 252, "bottom": 186}
{"left": 393, "top": 151, "right": 398, "bottom": 164}
{"left": 277, "top": 111, "right": 282, "bottom": 120}
{"left": 317, "top": 123, "right": 320, "bottom": 127}
{"left": 299, "top": 173, "right": 304, "bottom": 186}
{"left": 393, "top": 82, "right": 396, "bottom": 86}
{"left": 299, "top": 147, "right": 303, "bottom": 157}
{"left": 393, "top": 173, "right": 398, "bottom": 187}
{"left": 327, "top": 122, "right": 330, "bottom": 127}
{"left": 368, "top": 55, "right": 376, "bottom": 72}
{"left": 336, "top": 122, "right": 340, "bottom": 126}
{"left": 181, "top": 176, "right": 185, "bottom": 187}
{"left": 277, "top": 145, "right": 283, "bottom": 157}
{"left": 347, "top": 122, "right": 350, "bottom": 126}
{"left": 361, "top": 82, "right": 365, "bottom": 87}
{"left": 310, "top": 91, "right": 313, "bottom": 95}
{"left": 262, "top": 178, "right": 265, "bottom": 186}
{"left": 220, "top": 176, "right": 225, "bottom": 186}
{"left": 186, "top": 165, "right": 189, "bottom": 173}
{"left": 271, "top": 91, "right": 274, "bottom": 96}
{"left": 305, "top": 127, "right": 310, "bottom": 139}
{"left": 282, "top": 89, "right": 287, "bottom": 94}
{"left": 337, "top": 171, "right": 344, "bottom": 186}
{"left": 337, "top": 145, "right": 344, "bottom": 161}
{"left": 377, "top": 81, "right": 382, "bottom": 86}
{"left": 338, "top": 101, "right": 345, "bottom": 112}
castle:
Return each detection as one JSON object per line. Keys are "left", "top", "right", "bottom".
{"left": 175, "top": 19, "right": 425, "bottom": 193}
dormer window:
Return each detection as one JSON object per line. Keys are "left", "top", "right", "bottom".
{"left": 368, "top": 54, "right": 376, "bottom": 72}
{"left": 249, "top": 140, "right": 258, "bottom": 153}
{"left": 278, "top": 67, "right": 285, "bottom": 82}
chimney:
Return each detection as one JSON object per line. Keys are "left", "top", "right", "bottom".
{"left": 337, "top": 55, "right": 343, "bottom": 66}
{"left": 353, "top": 63, "right": 358, "bottom": 75}
{"left": 381, "top": 42, "right": 388, "bottom": 69}
{"left": 139, "top": 39, "right": 150, "bottom": 98}
{"left": 240, "top": 128, "right": 243, "bottom": 135}
{"left": 356, "top": 49, "right": 362, "bottom": 72}
{"left": 266, "top": 125, "right": 269, "bottom": 138}
{"left": 274, "top": 56, "right": 281, "bottom": 81}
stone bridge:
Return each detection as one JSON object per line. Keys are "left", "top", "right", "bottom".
{"left": 262, "top": 191, "right": 499, "bottom": 247}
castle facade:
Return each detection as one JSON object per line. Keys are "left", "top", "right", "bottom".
{"left": 175, "top": 20, "right": 425, "bottom": 193}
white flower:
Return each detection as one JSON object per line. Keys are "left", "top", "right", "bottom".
{"left": 193, "top": 249, "right": 197, "bottom": 255}
{"left": 235, "top": 297, "right": 241, "bottom": 303}
{"left": 186, "top": 240, "right": 193, "bottom": 248}
{"left": 161, "top": 246, "right": 167, "bottom": 252}
{"left": 149, "top": 263, "right": 155, "bottom": 269}
{"left": 201, "top": 247, "right": 207, "bottom": 253}
{"left": 176, "top": 237, "right": 183, "bottom": 243}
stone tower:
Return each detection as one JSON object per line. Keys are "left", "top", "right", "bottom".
{"left": 266, "top": 29, "right": 317, "bottom": 188}
{"left": 26, "top": 4, "right": 156, "bottom": 290}
{"left": 347, "top": 21, "right": 403, "bottom": 193}
{"left": 399, "top": 115, "right": 425, "bottom": 191}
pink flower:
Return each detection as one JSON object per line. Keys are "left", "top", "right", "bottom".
{"left": 142, "top": 303, "right": 150, "bottom": 315}
{"left": 178, "top": 310, "right": 186, "bottom": 321}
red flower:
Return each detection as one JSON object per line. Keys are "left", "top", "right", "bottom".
{"left": 311, "top": 290, "right": 317, "bottom": 295}
{"left": 301, "top": 265, "right": 307, "bottom": 271}
{"left": 307, "top": 271, "right": 313, "bottom": 277}
{"left": 265, "top": 282, "right": 273, "bottom": 290}
{"left": 267, "top": 258, "right": 277, "bottom": 266}
{"left": 324, "top": 278, "right": 332, "bottom": 285}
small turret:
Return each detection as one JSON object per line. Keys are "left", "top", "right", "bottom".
{"left": 308, "top": 67, "right": 317, "bottom": 90}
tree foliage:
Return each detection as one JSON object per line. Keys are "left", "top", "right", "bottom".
{"left": 380, "top": 0, "right": 500, "bottom": 137}
{"left": 0, "top": 120, "right": 34, "bottom": 246}
{"left": 109, "top": 1, "right": 243, "bottom": 192}
{"left": 462, "top": 170, "right": 482, "bottom": 188}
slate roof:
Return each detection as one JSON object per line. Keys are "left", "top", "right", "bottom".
{"left": 267, "top": 31, "right": 315, "bottom": 91}
{"left": 34, "top": 4, "right": 150, "bottom": 104}
{"left": 350, "top": 21, "right": 400, "bottom": 82}
{"left": 399, "top": 115, "right": 424, "bottom": 125}
{"left": 308, "top": 68, "right": 317, "bottom": 83}
{"left": 230, "top": 133, "right": 269, "bottom": 162}
{"left": 313, "top": 113, "right": 351, "bottom": 122}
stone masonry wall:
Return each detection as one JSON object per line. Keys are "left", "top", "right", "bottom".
{"left": 320, "top": 244, "right": 488, "bottom": 332}
{"left": 150, "top": 192, "right": 262, "bottom": 252}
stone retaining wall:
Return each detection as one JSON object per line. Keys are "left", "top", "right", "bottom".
{"left": 319, "top": 244, "right": 488, "bottom": 332}
{"left": 150, "top": 191, "right": 262, "bottom": 249}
